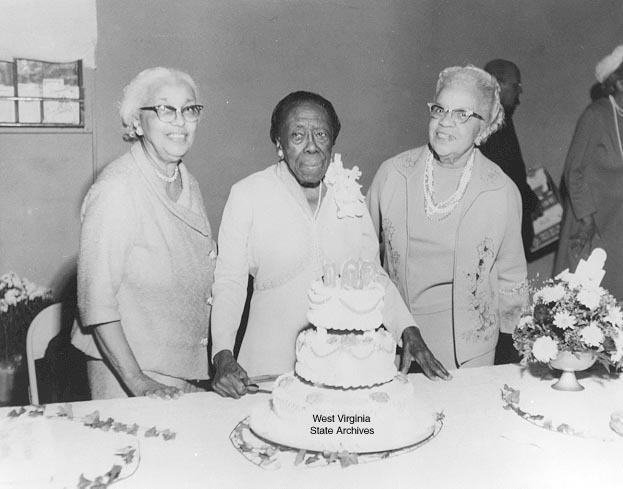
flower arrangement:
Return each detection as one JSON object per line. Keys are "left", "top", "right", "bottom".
{"left": 324, "top": 153, "right": 367, "bottom": 219}
{"left": 1, "top": 272, "right": 54, "bottom": 366}
{"left": 513, "top": 249, "right": 623, "bottom": 371}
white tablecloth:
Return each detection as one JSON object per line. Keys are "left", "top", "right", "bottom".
{"left": 2, "top": 364, "right": 623, "bottom": 489}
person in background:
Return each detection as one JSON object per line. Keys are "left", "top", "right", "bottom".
{"left": 210, "top": 91, "right": 450, "bottom": 399}
{"left": 555, "top": 45, "right": 623, "bottom": 300}
{"left": 480, "top": 59, "right": 541, "bottom": 264}
{"left": 72, "top": 67, "right": 216, "bottom": 399}
{"left": 367, "top": 65, "right": 528, "bottom": 371}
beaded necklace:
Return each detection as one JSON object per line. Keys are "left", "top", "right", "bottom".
{"left": 142, "top": 143, "right": 180, "bottom": 183}
{"left": 423, "top": 148, "right": 475, "bottom": 220}
{"left": 152, "top": 163, "right": 179, "bottom": 183}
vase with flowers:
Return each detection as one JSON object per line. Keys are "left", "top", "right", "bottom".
{"left": 513, "top": 249, "right": 623, "bottom": 391}
{"left": 0, "top": 272, "right": 54, "bottom": 405}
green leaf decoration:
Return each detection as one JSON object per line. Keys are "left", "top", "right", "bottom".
{"left": 57, "top": 404, "right": 73, "bottom": 419}
{"left": 294, "top": 449, "right": 306, "bottom": 466}
{"left": 161, "top": 429, "right": 176, "bottom": 441}
{"left": 7, "top": 407, "right": 26, "bottom": 418}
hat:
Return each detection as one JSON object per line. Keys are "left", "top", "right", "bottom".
{"left": 595, "top": 45, "right": 623, "bottom": 83}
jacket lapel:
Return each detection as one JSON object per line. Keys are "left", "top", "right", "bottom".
{"left": 130, "top": 143, "right": 211, "bottom": 237}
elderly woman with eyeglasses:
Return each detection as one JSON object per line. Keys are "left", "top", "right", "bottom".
{"left": 210, "top": 91, "right": 450, "bottom": 399}
{"left": 71, "top": 67, "right": 216, "bottom": 399}
{"left": 367, "top": 65, "right": 528, "bottom": 371}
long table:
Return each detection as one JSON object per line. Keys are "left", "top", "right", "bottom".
{"left": 2, "top": 364, "right": 623, "bottom": 489}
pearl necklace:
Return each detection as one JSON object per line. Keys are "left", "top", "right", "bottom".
{"left": 423, "top": 148, "right": 475, "bottom": 220}
{"left": 152, "top": 163, "right": 179, "bottom": 183}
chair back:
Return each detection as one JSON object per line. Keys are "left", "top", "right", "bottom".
{"left": 26, "top": 303, "right": 63, "bottom": 405}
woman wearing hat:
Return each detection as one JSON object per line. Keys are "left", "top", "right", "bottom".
{"left": 555, "top": 45, "right": 623, "bottom": 300}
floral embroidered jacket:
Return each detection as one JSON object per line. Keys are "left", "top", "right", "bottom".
{"left": 367, "top": 145, "right": 528, "bottom": 365}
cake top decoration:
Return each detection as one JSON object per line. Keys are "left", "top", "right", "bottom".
{"left": 322, "top": 259, "right": 381, "bottom": 289}
{"left": 557, "top": 248, "right": 607, "bottom": 289}
{"left": 323, "top": 153, "right": 366, "bottom": 219}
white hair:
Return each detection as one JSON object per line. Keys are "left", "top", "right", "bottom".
{"left": 119, "top": 67, "right": 200, "bottom": 142}
{"left": 435, "top": 65, "right": 504, "bottom": 144}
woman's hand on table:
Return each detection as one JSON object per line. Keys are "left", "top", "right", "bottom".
{"left": 127, "top": 372, "right": 183, "bottom": 400}
{"left": 400, "top": 326, "right": 452, "bottom": 381}
{"left": 212, "top": 350, "right": 249, "bottom": 399}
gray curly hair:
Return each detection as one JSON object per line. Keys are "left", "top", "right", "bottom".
{"left": 435, "top": 65, "right": 504, "bottom": 144}
{"left": 119, "top": 67, "right": 200, "bottom": 142}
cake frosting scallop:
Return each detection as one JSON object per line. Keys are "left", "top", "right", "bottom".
{"left": 250, "top": 260, "right": 436, "bottom": 453}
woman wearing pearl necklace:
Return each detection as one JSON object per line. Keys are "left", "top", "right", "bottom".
{"left": 72, "top": 68, "right": 216, "bottom": 399}
{"left": 367, "top": 65, "right": 528, "bottom": 371}
{"left": 555, "top": 45, "right": 623, "bottom": 301}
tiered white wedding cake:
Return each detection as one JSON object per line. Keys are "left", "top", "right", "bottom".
{"left": 250, "top": 260, "right": 436, "bottom": 453}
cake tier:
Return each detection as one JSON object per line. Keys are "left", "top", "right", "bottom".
{"left": 295, "top": 327, "right": 397, "bottom": 388}
{"left": 306, "top": 279, "right": 384, "bottom": 332}
{"left": 249, "top": 372, "right": 436, "bottom": 453}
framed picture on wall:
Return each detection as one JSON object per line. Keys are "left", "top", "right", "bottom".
{"left": 0, "top": 58, "right": 84, "bottom": 127}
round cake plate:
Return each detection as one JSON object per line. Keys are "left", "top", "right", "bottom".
{"left": 231, "top": 406, "right": 444, "bottom": 470}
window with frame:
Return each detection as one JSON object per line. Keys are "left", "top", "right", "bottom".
{"left": 0, "top": 58, "right": 84, "bottom": 127}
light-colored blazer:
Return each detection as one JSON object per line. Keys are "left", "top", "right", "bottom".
{"left": 367, "top": 145, "right": 528, "bottom": 365}
{"left": 72, "top": 143, "right": 216, "bottom": 380}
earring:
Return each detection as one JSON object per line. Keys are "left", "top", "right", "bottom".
{"left": 277, "top": 146, "right": 285, "bottom": 162}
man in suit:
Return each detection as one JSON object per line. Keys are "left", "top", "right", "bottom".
{"left": 480, "top": 59, "right": 541, "bottom": 260}
{"left": 480, "top": 59, "right": 541, "bottom": 365}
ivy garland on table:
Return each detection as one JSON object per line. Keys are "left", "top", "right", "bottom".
{"left": 6, "top": 404, "right": 176, "bottom": 441}
{"left": 6, "top": 404, "right": 176, "bottom": 487}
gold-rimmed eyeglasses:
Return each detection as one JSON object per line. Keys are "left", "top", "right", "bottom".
{"left": 140, "top": 104, "right": 204, "bottom": 123}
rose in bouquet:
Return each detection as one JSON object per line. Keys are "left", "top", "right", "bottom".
{"left": 1, "top": 272, "right": 54, "bottom": 367}
{"left": 513, "top": 253, "right": 623, "bottom": 371}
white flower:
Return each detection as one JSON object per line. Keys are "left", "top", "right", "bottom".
{"left": 580, "top": 322, "right": 605, "bottom": 347}
{"left": 606, "top": 305, "right": 623, "bottom": 326}
{"left": 577, "top": 285, "right": 603, "bottom": 310}
{"left": 3, "top": 288, "right": 21, "bottom": 306}
{"left": 553, "top": 311, "right": 577, "bottom": 330}
{"left": 0, "top": 272, "right": 20, "bottom": 288}
{"left": 535, "top": 284, "right": 566, "bottom": 303}
{"left": 27, "top": 285, "right": 51, "bottom": 300}
{"left": 518, "top": 315, "right": 533, "bottom": 328}
{"left": 324, "top": 153, "right": 366, "bottom": 219}
{"left": 0, "top": 299, "right": 7, "bottom": 313}
{"left": 532, "top": 336, "right": 559, "bottom": 362}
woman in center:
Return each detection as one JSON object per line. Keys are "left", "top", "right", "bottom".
{"left": 211, "top": 91, "right": 450, "bottom": 398}
{"left": 367, "top": 65, "right": 528, "bottom": 370}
